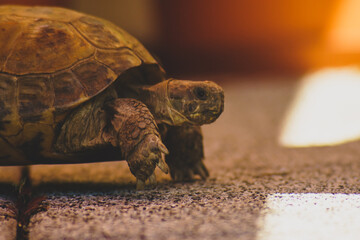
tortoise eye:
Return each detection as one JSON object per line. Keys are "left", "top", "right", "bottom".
{"left": 194, "top": 87, "right": 207, "bottom": 100}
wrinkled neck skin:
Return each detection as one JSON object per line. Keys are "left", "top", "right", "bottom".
{"left": 136, "top": 79, "right": 191, "bottom": 126}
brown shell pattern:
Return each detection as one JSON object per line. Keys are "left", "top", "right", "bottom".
{"left": 0, "top": 5, "right": 158, "bottom": 137}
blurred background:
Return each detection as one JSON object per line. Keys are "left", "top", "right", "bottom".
{"left": 1, "top": 0, "right": 360, "bottom": 78}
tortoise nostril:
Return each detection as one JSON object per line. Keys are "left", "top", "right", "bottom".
{"left": 194, "top": 87, "right": 207, "bottom": 100}
{"left": 187, "top": 102, "right": 197, "bottom": 113}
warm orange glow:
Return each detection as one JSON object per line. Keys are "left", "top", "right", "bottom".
{"left": 280, "top": 67, "right": 360, "bottom": 147}
{"left": 327, "top": 0, "right": 360, "bottom": 52}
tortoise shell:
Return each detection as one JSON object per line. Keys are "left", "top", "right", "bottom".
{"left": 0, "top": 5, "right": 159, "bottom": 138}
{"left": 0, "top": 6, "right": 164, "bottom": 163}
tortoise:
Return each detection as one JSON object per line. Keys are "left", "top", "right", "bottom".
{"left": 0, "top": 5, "right": 224, "bottom": 189}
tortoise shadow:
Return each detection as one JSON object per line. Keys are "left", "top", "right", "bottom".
{"left": 32, "top": 180, "right": 176, "bottom": 196}
{"left": 0, "top": 182, "right": 16, "bottom": 197}
{"left": 34, "top": 181, "right": 134, "bottom": 194}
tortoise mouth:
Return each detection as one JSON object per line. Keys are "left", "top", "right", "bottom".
{"left": 168, "top": 106, "right": 196, "bottom": 125}
{"left": 188, "top": 109, "right": 223, "bottom": 125}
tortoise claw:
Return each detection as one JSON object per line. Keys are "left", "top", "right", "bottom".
{"left": 195, "top": 162, "right": 209, "bottom": 180}
{"left": 136, "top": 173, "right": 157, "bottom": 190}
{"left": 158, "top": 142, "right": 169, "bottom": 155}
{"left": 170, "top": 161, "right": 209, "bottom": 182}
{"left": 157, "top": 153, "right": 169, "bottom": 174}
{"left": 128, "top": 134, "right": 170, "bottom": 190}
{"left": 187, "top": 169, "right": 195, "bottom": 180}
{"left": 149, "top": 172, "right": 157, "bottom": 185}
{"left": 136, "top": 179, "right": 146, "bottom": 190}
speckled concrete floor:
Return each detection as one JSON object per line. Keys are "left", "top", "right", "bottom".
{"left": 1, "top": 80, "right": 360, "bottom": 240}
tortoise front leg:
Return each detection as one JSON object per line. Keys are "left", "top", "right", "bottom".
{"left": 103, "top": 99, "right": 169, "bottom": 190}
{"left": 55, "top": 91, "right": 168, "bottom": 189}
{"left": 161, "top": 125, "right": 209, "bottom": 181}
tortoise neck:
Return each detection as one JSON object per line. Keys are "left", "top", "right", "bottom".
{"left": 137, "top": 79, "right": 190, "bottom": 126}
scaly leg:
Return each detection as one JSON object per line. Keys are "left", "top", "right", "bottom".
{"left": 161, "top": 125, "right": 209, "bottom": 181}
{"left": 103, "top": 98, "right": 169, "bottom": 189}
{"left": 56, "top": 93, "right": 169, "bottom": 190}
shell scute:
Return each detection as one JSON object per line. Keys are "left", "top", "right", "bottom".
{"left": 95, "top": 48, "right": 142, "bottom": 75}
{"left": 72, "top": 16, "right": 126, "bottom": 49}
{"left": 0, "top": 74, "right": 21, "bottom": 136}
{"left": 18, "top": 75, "right": 54, "bottom": 124}
{"left": 4, "top": 19, "right": 94, "bottom": 75}
{"left": 72, "top": 60, "right": 117, "bottom": 96}
{"left": 0, "top": 5, "right": 82, "bottom": 22}
{"left": 53, "top": 71, "right": 88, "bottom": 109}
{"left": 0, "top": 15, "right": 24, "bottom": 71}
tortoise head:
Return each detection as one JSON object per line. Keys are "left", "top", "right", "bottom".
{"left": 140, "top": 79, "right": 224, "bottom": 125}
{"left": 165, "top": 79, "right": 224, "bottom": 125}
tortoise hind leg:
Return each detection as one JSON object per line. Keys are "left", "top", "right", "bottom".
{"left": 161, "top": 125, "right": 209, "bottom": 181}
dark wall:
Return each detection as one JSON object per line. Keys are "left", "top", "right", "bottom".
{"left": 156, "top": 0, "right": 338, "bottom": 76}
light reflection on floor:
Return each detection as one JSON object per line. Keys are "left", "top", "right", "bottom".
{"left": 256, "top": 193, "right": 360, "bottom": 240}
{"left": 280, "top": 67, "right": 360, "bottom": 147}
